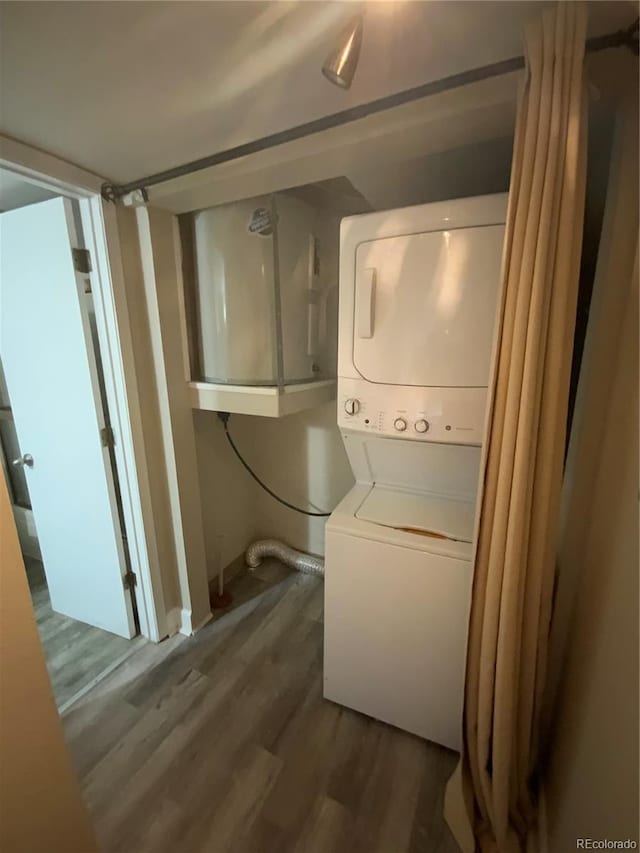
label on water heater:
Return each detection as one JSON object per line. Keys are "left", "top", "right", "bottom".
{"left": 247, "top": 208, "right": 273, "bottom": 237}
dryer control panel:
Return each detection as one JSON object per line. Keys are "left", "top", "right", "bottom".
{"left": 337, "top": 377, "right": 488, "bottom": 446}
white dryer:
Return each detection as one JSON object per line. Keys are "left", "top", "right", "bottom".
{"left": 324, "top": 193, "right": 507, "bottom": 751}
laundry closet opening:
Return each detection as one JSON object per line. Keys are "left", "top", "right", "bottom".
{"left": 175, "top": 139, "right": 516, "bottom": 593}
{"left": 162, "top": 63, "right": 614, "bottom": 622}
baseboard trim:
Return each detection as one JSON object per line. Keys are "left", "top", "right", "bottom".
{"left": 168, "top": 606, "right": 213, "bottom": 637}
{"left": 178, "top": 608, "right": 193, "bottom": 636}
{"left": 189, "top": 609, "right": 212, "bottom": 634}
{"left": 165, "top": 607, "right": 182, "bottom": 637}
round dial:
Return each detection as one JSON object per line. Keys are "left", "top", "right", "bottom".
{"left": 344, "top": 398, "right": 360, "bottom": 416}
{"left": 393, "top": 417, "right": 407, "bottom": 432}
{"left": 414, "top": 419, "right": 430, "bottom": 433}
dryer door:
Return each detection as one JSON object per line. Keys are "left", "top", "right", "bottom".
{"left": 353, "top": 224, "right": 504, "bottom": 387}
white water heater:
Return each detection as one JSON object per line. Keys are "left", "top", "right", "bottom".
{"left": 193, "top": 193, "right": 338, "bottom": 387}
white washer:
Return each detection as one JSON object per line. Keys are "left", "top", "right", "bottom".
{"left": 324, "top": 194, "right": 507, "bottom": 751}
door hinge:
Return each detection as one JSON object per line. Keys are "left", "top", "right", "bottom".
{"left": 100, "top": 426, "right": 115, "bottom": 448}
{"left": 123, "top": 570, "right": 137, "bottom": 590}
{"left": 72, "top": 248, "right": 92, "bottom": 274}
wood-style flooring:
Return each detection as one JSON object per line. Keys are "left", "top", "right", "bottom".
{"left": 63, "top": 560, "right": 461, "bottom": 853}
{"left": 25, "top": 556, "right": 139, "bottom": 710}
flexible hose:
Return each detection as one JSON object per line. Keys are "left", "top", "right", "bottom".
{"left": 246, "top": 539, "right": 324, "bottom": 577}
{"left": 219, "top": 413, "right": 331, "bottom": 517}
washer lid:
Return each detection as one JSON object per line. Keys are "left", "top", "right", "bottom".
{"left": 355, "top": 484, "right": 476, "bottom": 543}
{"left": 343, "top": 432, "right": 482, "bottom": 498}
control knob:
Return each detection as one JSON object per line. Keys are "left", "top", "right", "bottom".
{"left": 393, "top": 417, "right": 407, "bottom": 432}
{"left": 344, "top": 398, "right": 360, "bottom": 416}
{"left": 414, "top": 419, "right": 430, "bottom": 434}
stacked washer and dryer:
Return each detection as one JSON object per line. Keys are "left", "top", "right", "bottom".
{"left": 324, "top": 193, "right": 508, "bottom": 751}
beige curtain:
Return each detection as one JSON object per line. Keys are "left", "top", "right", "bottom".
{"left": 461, "top": 4, "right": 588, "bottom": 851}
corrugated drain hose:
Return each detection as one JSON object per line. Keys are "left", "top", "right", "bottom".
{"left": 246, "top": 539, "right": 324, "bottom": 577}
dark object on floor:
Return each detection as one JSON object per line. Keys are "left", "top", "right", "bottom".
{"left": 210, "top": 587, "right": 233, "bottom": 609}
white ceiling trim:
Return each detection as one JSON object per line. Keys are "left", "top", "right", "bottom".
{"left": 0, "top": 135, "right": 104, "bottom": 196}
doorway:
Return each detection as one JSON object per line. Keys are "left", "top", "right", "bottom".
{"left": 0, "top": 169, "right": 150, "bottom": 710}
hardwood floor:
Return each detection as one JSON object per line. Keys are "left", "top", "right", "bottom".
{"left": 63, "top": 561, "right": 461, "bottom": 853}
{"left": 25, "top": 556, "right": 140, "bottom": 710}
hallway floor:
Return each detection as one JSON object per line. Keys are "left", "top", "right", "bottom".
{"left": 62, "top": 562, "right": 460, "bottom": 853}
{"left": 26, "top": 556, "right": 140, "bottom": 711}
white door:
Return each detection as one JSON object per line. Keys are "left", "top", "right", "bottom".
{"left": 353, "top": 225, "right": 505, "bottom": 387}
{"left": 0, "top": 198, "right": 136, "bottom": 638}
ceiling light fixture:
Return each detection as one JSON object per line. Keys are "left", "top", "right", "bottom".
{"left": 322, "top": 14, "right": 364, "bottom": 90}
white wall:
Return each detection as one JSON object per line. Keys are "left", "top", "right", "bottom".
{"left": 193, "top": 410, "right": 259, "bottom": 576}
{"left": 194, "top": 400, "right": 354, "bottom": 573}
{"left": 137, "top": 206, "right": 212, "bottom": 632}
{"left": 350, "top": 136, "right": 513, "bottom": 211}
{"left": 117, "top": 207, "right": 181, "bottom": 615}
{"left": 251, "top": 401, "right": 354, "bottom": 556}
{"left": 544, "top": 255, "right": 638, "bottom": 851}
{"left": 542, "top": 91, "right": 639, "bottom": 851}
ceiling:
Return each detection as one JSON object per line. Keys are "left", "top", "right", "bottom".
{"left": 0, "top": 1, "right": 635, "bottom": 184}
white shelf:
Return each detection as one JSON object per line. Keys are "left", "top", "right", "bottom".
{"left": 188, "top": 378, "right": 336, "bottom": 418}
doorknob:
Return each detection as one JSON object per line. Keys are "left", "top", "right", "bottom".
{"left": 13, "top": 454, "right": 34, "bottom": 468}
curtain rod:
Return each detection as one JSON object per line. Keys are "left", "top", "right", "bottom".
{"left": 101, "top": 18, "right": 638, "bottom": 202}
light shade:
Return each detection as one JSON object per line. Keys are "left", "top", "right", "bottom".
{"left": 322, "top": 15, "right": 363, "bottom": 90}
